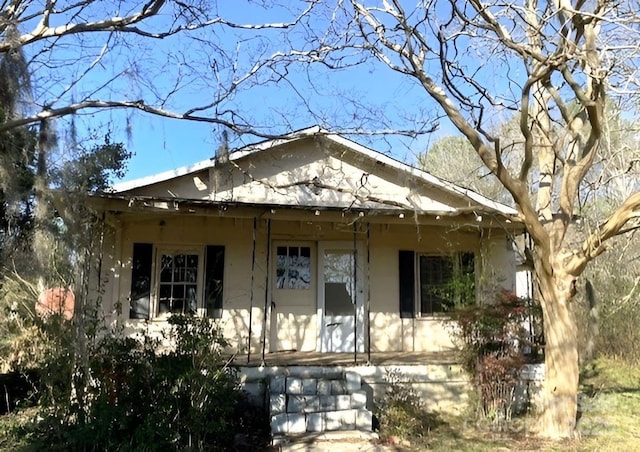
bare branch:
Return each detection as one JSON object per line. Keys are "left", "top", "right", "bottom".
{"left": 569, "top": 192, "right": 640, "bottom": 274}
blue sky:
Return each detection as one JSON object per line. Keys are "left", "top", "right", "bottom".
{"left": 25, "top": 1, "right": 457, "bottom": 183}
{"left": 22, "top": 1, "right": 503, "bottom": 184}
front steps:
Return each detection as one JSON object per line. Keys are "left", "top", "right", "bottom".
{"left": 268, "top": 369, "right": 373, "bottom": 437}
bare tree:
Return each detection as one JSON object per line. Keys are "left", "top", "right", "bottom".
{"left": 255, "top": 0, "right": 640, "bottom": 439}
{"left": 0, "top": 1, "right": 320, "bottom": 136}
{"left": 420, "top": 115, "right": 530, "bottom": 204}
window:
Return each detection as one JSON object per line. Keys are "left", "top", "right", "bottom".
{"left": 158, "top": 252, "right": 200, "bottom": 315}
{"left": 418, "top": 252, "right": 475, "bottom": 315}
{"left": 129, "top": 243, "right": 225, "bottom": 320}
{"left": 275, "top": 246, "right": 311, "bottom": 289}
{"left": 398, "top": 250, "right": 475, "bottom": 317}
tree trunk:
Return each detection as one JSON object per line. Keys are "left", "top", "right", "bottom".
{"left": 536, "top": 259, "right": 580, "bottom": 439}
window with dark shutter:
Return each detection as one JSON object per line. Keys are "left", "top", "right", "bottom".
{"left": 204, "top": 245, "right": 225, "bottom": 318}
{"left": 130, "top": 243, "right": 153, "bottom": 319}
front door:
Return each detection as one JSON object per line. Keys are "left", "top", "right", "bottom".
{"left": 318, "top": 242, "right": 365, "bottom": 353}
{"left": 270, "top": 242, "right": 317, "bottom": 351}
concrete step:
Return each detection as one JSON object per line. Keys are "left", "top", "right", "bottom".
{"left": 271, "top": 390, "right": 368, "bottom": 415}
{"left": 271, "top": 409, "right": 372, "bottom": 434}
{"left": 273, "top": 430, "right": 382, "bottom": 449}
{"left": 270, "top": 372, "right": 362, "bottom": 395}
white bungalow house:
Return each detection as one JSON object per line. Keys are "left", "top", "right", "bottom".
{"left": 90, "top": 126, "right": 525, "bottom": 362}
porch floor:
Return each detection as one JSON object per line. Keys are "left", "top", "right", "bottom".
{"left": 233, "top": 350, "right": 459, "bottom": 367}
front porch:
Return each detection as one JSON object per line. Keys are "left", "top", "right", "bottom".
{"left": 233, "top": 350, "right": 459, "bottom": 367}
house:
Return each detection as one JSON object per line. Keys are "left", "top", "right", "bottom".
{"left": 91, "top": 126, "right": 524, "bottom": 360}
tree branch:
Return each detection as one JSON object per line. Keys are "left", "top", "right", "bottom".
{"left": 568, "top": 192, "right": 640, "bottom": 274}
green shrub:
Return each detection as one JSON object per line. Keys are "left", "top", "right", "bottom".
{"left": 29, "top": 314, "right": 263, "bottom": 451}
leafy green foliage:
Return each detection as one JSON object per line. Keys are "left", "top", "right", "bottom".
{"left": 0, "top": 126, "right": 37, "bottom": 267}
{"left": 28, "top": 313, "right": 260, "bottom": 451}
{"left": 52, "top": 134, "right": 131, "bottom": 193}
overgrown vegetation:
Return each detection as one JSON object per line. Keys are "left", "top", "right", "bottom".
{"left": 371, "top": 358, "right": 640, "bottom": 451}
{"left": 0, "top": 313, "right": 266, "bottom": 451}
{"left": 450, "top": 291, "right": 542, "bottom": 423}
{"left": 374, "top": 369, "right": 452, "bottom": 448}
{"left": 573, "top": 234, "right": 640, "bottom": 364}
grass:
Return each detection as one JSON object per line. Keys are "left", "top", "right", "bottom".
{"left": 376, "top": 357, "right": 640, "bottom": 451}
{"left": 576, "top": 357, "right": 640, "bottom": 451}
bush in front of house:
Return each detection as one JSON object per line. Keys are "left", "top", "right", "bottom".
{"left": 374, "top": 368, "right": 447, "bottom": 446}
{"left": 450, "top": 290, "right": 541, "bottom": 423}
{"left": 29, "top": 314, "right": 265, "bottom": 451}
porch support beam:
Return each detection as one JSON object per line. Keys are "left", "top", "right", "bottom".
{"left": 247, "top": 217, "right": 257, "bottom": 364}
{"left": 353, "top": 222, "right": 358, "bottom": 365}
{"left": 88, "top": 195, "right": 521, "bottom": 230}
{"left": 366, "top": 222, "right": 371, "bottom": 365}
{"left": 261, "top": 218, "right": 272, "bottom": 365}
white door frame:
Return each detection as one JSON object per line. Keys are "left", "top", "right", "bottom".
{"left": 316, "top": 241, "right": 366, "bottom": 352}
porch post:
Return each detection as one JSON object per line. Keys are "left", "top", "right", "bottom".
{"left": 353, "top": 221, "right": 358, "bottom": 364}
{"left": 260, "top": 218, "right": 271, "bottom": 365}
{"left": 247, "top": 217, "right": 257, "bottom": 364}
{"left": 366, "top": 221, "right": 371, "bottom": 365}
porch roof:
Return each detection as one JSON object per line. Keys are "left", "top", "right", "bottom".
{"left": 88, "top": 192, "right": 523, "bottom": 231}
{"left": 110, "top": 126, "right": 519, "bottom": 219}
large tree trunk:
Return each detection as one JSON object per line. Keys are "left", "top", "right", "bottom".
{"left": 536, "top": 256, "right": 580, "bottom": 438}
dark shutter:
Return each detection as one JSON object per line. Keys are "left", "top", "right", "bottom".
{"left": 399, "top": 250, "right": 415, "bottom": 318}
{"left": 205, "top": 245, "right": 225, "bottom": 318}
{"left": 130, "top": 243, "right": 153, "bottom": 319}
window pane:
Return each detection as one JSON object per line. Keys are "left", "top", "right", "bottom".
{"left": 158, "top": 284, "right": 172, "bottom": 313}
{"left": 170, "top": 298, "right": 184, "bottom": 314}
{"left": 276, "top": 248, "right": 287, "bottom": 289}
{"left": 160, "top": 255, "right": 173, "bottom": 282}
{"left": 186, "top": 285, "right": 198, "bottom": 314}
{"left": 173, "top": 284, "right": 184, "bottom": 300}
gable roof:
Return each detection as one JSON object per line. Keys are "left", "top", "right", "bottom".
{"left": 112, "top": 126, "right": 517, "bottom": 217}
